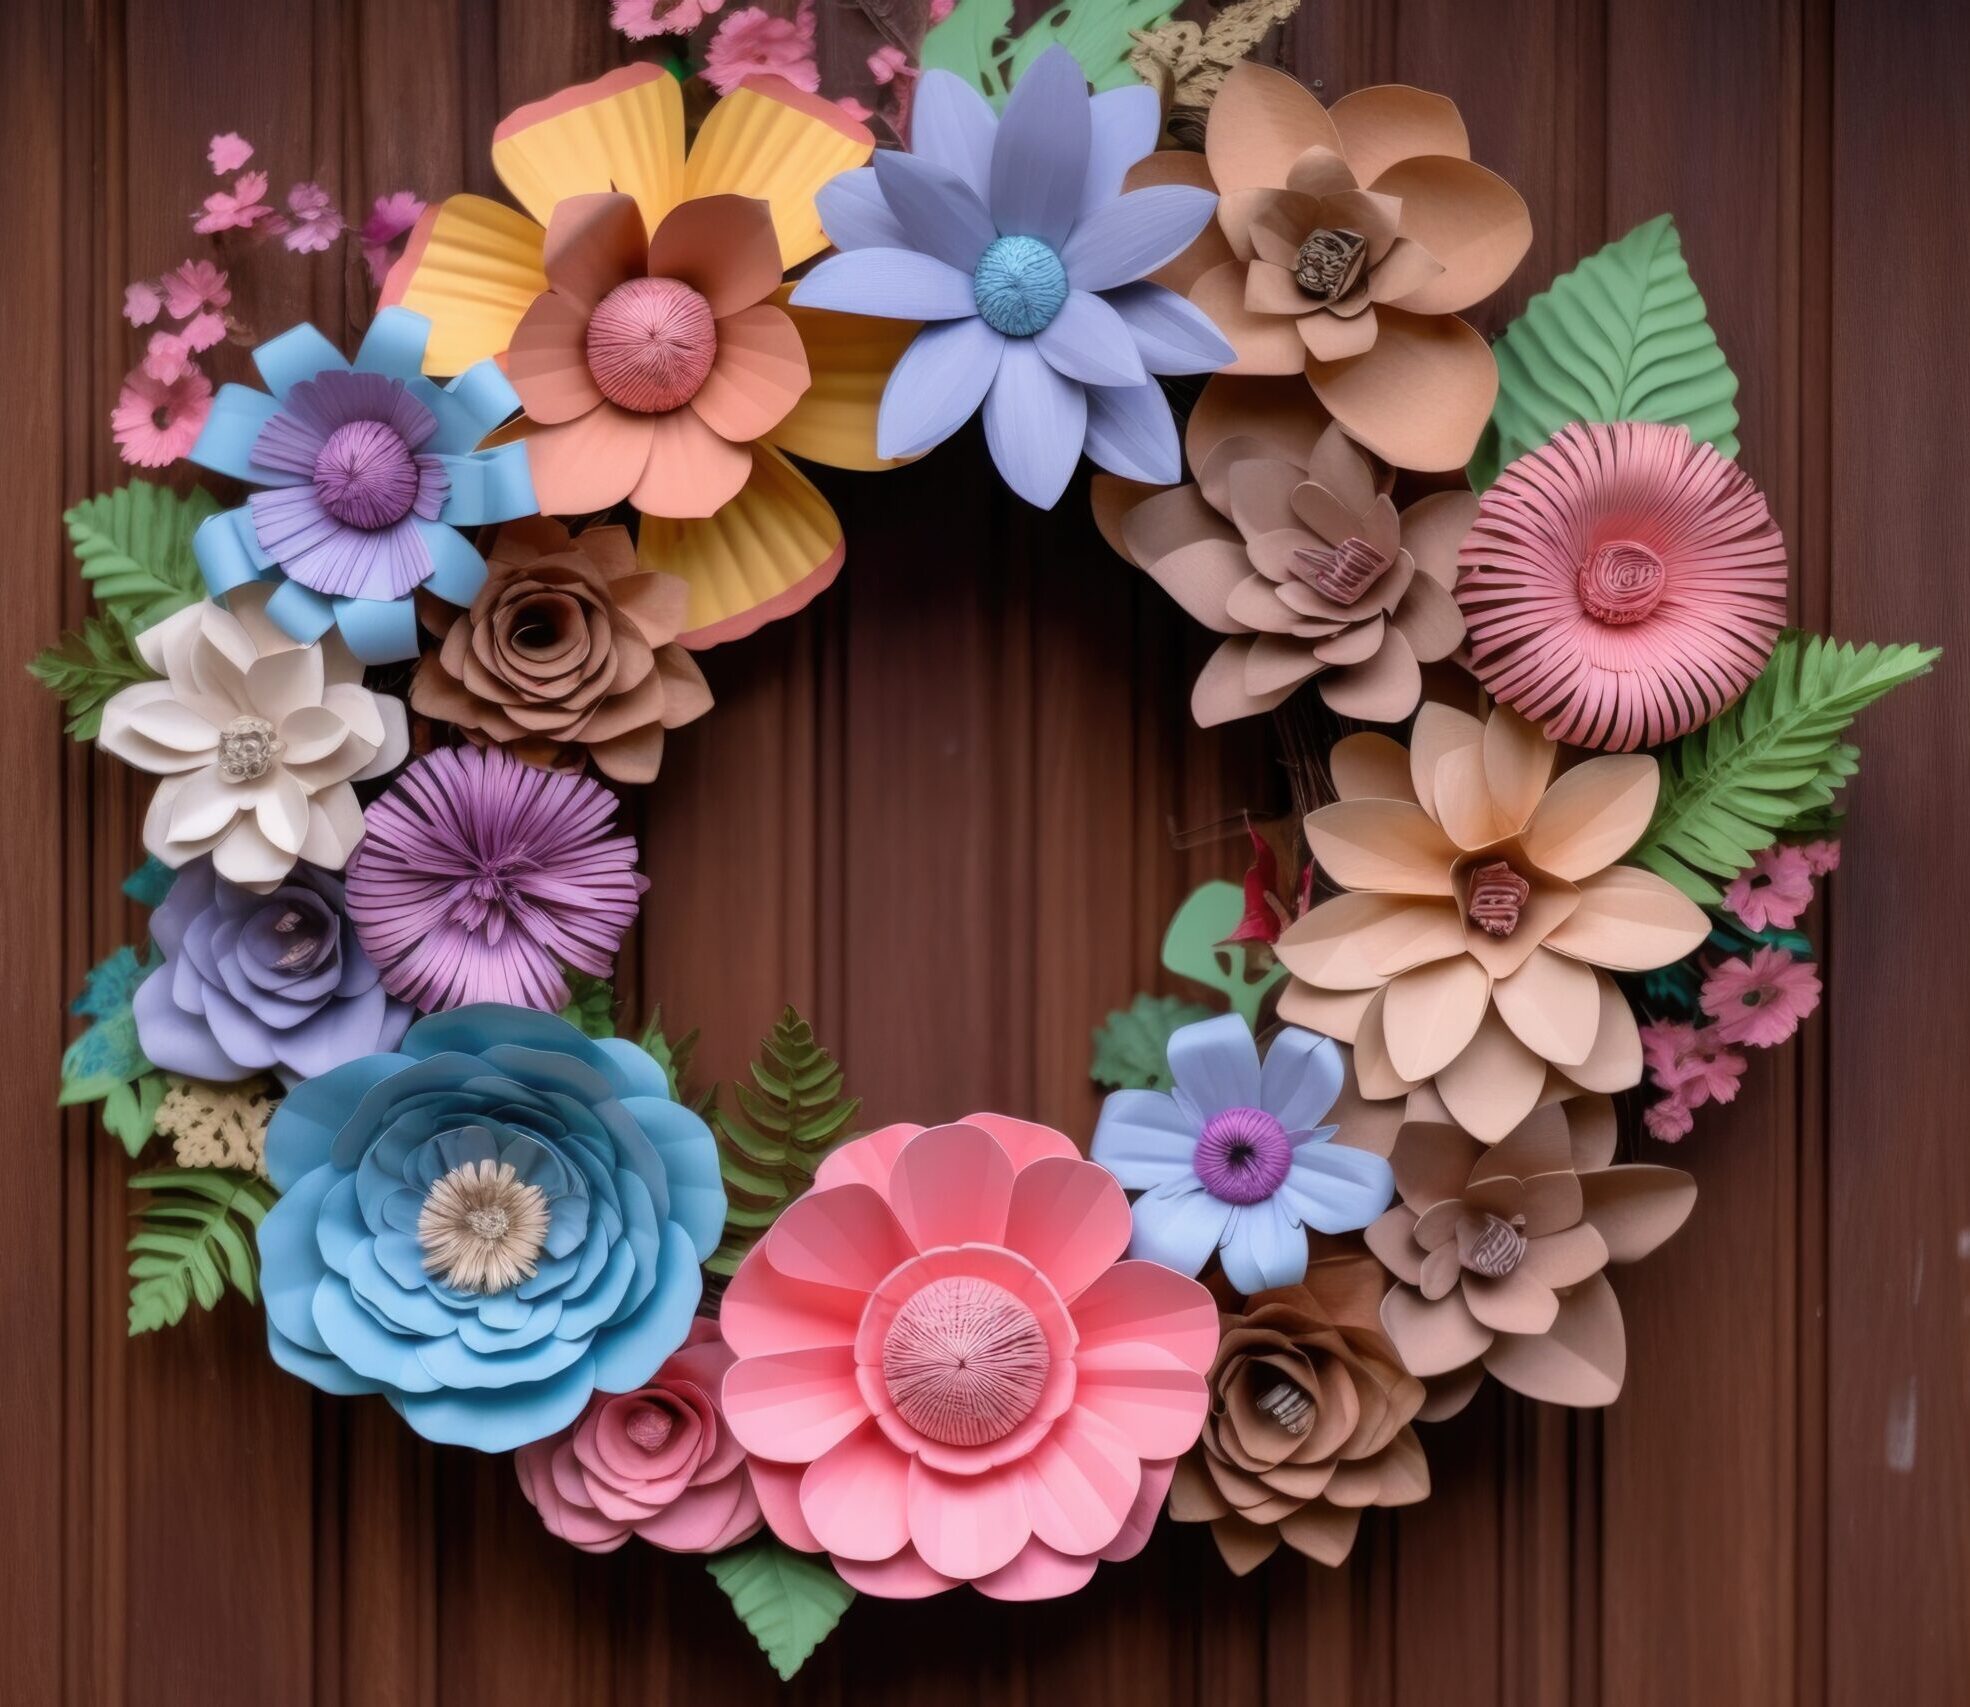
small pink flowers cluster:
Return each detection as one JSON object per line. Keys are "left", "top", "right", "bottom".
{"left": 702, "top": 0, "right": 820, "bottom": 96}
{"left": 1721, "top": 839, "right": 1840, "bottom": 930}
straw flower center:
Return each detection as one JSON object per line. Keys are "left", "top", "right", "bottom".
{"left": 881, "top": 1275, "right": 1050, "bottom": 1446}
{"left": 1294, "top": 227, "right": 1369, "bottom": 303}
{"left": 1456, "top": 1210, "right": 1529, "bottom": 1278}
{"left": 586, "top": 276, "right": 718, "bottom": 413}
{"left": 1466, "top": 859, "right": 1532, "bottom": 936}
{"left": 417, "top": 1157, "right": 550, "bottom": 1294}
{"left": 1576, "top": 539, "right": 1666, "bottom": 624}
{"left": 1195, "top": 1106, "right": 1293, "bottom": 1205}
{"left": 1292, "top": 535, "right": 1391, "bottom": 606}
{"left": 972, "top": 235, "right": 1068, "bottom": 337}
{"left": 217, "top": 715, "right": 284, "bottom": 783}
{"left": 313, "top": 419, "right": 420, "bottom": 529}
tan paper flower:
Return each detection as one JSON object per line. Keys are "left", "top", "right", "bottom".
{"left": 1131, "top": 67, "right": 1531, "bottom": 471}
{"left": 1363, "top": 1092, "right": 1694, "bottom": 1408}
{"left": 1168, "top": 1252, "right": 1429, "bottom": 1572}
{"left": 1275, "top": 704, "right": 1710, "bottom": 1141}
{"left": 410, "top": 519, "right": 712, "bottom": 783}
{"left": 1094, "top": 374, "right": 1471, "bottom": 725}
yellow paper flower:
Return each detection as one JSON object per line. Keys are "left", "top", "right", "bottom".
{"left": 384, "top": 66, "right": 914, "bottom": 647}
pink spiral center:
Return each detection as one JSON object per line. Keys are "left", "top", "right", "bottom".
{"left": 312, "top": 420, "right": 419, "bottom": 529}
{"left": 1577, "top": 539, "right": 1666, "bottom": 624}
{"left": 623, "top": 1402, "right": 674, "bottom": 1452}
{"left": 585, "top": 276, "right": 718, "bottom": 414}
{"left": 880, "top": 1276, "right": 1050, "bottom": 1447}
{"left": 1292, "top": 535, "right": 1391, "bottom": 606}
{"left": 1195, "top": 1106, "right": 1293, "bottom": 1205}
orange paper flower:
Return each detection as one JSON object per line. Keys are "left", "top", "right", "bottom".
{"left": 1133, "top": 68, "right": 1531, "bottom": 471}
{"left": 1274, "top": 704, "right": 1710, "bottom": 1142}
{"left": 384, "top": 66, "right": 913, "bottom": 647}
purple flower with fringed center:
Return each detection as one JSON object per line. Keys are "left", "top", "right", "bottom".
{"left": 790, "top": 45, "right": 1235, "bottom": 509}
{"left": 1090, "top": 1013, "right": 1394, "bottom": 1293}
{"left": 344, "top": 744, "right": 648, "bottom": 1015}
{"left": 189, "top": 307, "right": 537, "bottom": 665}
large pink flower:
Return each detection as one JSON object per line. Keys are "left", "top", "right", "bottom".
{"left": 721, "top": 1115, "right": 1218, "bottom": 1600}
{"left": 1457, "top": 421, "right": 1789, "bottom": 751}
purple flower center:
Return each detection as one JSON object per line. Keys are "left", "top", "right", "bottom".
{"left": 1577, "top": 539, "right": 1666, "bottom": 624}
{"left": 586, "top": 277, "right": 718, "bottom": 413}
{"left": 445, "top": 856, "right": 541, "bottom": 942}
{"left": 1195, "top": 1106, "right": 1293, "bottom": 1205}
{"left": 312, "top": 418, "right": 420, "bottom": 529}
{"left": 881, "top": 1275, "right": 1049, "bottom": 1447}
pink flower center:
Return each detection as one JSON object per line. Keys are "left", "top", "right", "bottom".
{"left": 313, "top": 419, "right": 420, "bottom": 530}
{"left": 1576, "top": 539, "right": 1666, "bottom": 624}
{"left": 586, "top": 276, "right": 718, "bottom": 413}
{"left": 881, "top": 1275, "right": 1050, "bottom": 1447}
{"left": 624, "top": 1401, "right": 674, "bottom": 1452}
{"left": 1466, "top": 859, "right": 1531, "bottom": 936}
{"left": 1456, "top": 1210, "right": 1528, "bottom": 1277}
{"left": 1292, "top": 535, "right": 1391, "bottom": 606}
{"left": 1195, "top": 1106, "right": 1292, "bottom": 1205}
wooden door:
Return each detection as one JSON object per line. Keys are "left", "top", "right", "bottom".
{"left": 4, "top": 2, "right": 1964, "bottom": 1702}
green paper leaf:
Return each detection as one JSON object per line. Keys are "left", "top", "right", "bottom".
{"left": 122, "top": 856, "right": 178, "bottom": 909}
{"left": 104, "top": 1071, "right": 170, "bottom": 1159}
{"left": 28, "top": 614, "right": 154, "bottom": 740}
{"left": 126, "top": 1167, "right": 275, "bottom": 1336}
{"left": 923, "top": 0, "right": 1177, "bottom": 106}
{"left": 64, "top": 480, "right": 218, "bottom": 632}
{"left": 1632, "top": 631, "right": 1939, "bottom": 903}
{"left": 60, "top": 945, "right": 160, "bottom": 1107}
{"left": 637, "top": 1006, "right": 704, "bottom": 1107}
{"left": 1471, "top": 214, "right": 1741, "bottom": 491}
{"left": 706, "top": 1539, "right": 855, "bottom": 1682}
{"left": 705, "top": 1008, "right": 860, "bottom": 1278}
{"left": 558, "top": 972, "right": 616, "bottom": 1038}
{"left": 1161, "top": 880, "right": 1285, "bottom": 1026}
{"left": 1090, "top": 992, "right": 1216, "bottom": 1090}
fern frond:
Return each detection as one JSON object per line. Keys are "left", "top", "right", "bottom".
{"left": 126, "top": 1167, "right": 275, "bottom": 1336}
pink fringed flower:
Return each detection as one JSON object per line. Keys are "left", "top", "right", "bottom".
{"left": 195, "top": 170, "right": 275, "bottom": 234}
{"left": 1457, "top": 421, "right": 1790, "bottom": 751}
{"left": 161, "top": 259, "right": 230, "bottom": 319}
{"left": 1800, "top": 838, "right": 1841, "bottom": 876}
{"left": 868, "top": 44, "right": 912, "bottom": 83}
{"left": 1643, "top": 1096, "right": 1696, "bottom": 1142}
{"left": 143, "top": 330, "right": 195, "bottom": 385}
{"left": 359, "top": 191, "right": 426, "bottom": 287}
{"left": 516, "top": 1319, "right": 763, "bottom": 1555}
{"left": 345, "top": 744, "right": 648, "bottom": 1014}
{"left": 111, "top": 363, "right": 212, "bottom": 468}
{"left": 283, "top": 182, "right": 345, "bottom": 254}
{"left": 1723, "top": 843, "right": 1815, "bottom": 931}
{"left": 1641, "top": 1020, "right": 1746, "bottom": 1105}
{"left": 722, "top": 1116, "right": 1218, "bottom": 1600}
{"left": 1700, "top": 947, "right": 1821, "bottom": 1048}
{"left": 702, "top": 1, "right": 820, "bottom": 96}
{"left": 123, "top": 281, "right": 162, "bottom": 326}
{"left": 208, "top": 132, "right": 254, "bottom": 173}
{"left": 610, "top": 0, "right": 724, "bottom": 36}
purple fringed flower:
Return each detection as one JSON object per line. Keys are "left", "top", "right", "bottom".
{"left": 345, "top": 745, "right": 647, "bottom": 1014}
{"left": 133, "top": 857, "right": 413, "bottom": 1087}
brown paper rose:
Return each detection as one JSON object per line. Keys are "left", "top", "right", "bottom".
{"left": 1169, "top": 1253, "right": 1429, "bottom": 1572}
{"left": 411, "top": 518, "right": 712, "bottom": 783}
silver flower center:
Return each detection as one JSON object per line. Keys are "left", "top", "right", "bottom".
{"left": 217, "top": 715, "right": 283, "bottom": 782}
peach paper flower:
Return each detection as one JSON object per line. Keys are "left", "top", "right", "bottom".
{"left": 721, "top": 1115, "right": 1218, "bottom": 1599}
{"left": 1275, "top": 704, "right": 1710, "bottom": 1142}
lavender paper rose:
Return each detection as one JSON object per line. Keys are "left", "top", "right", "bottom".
{"left": 134, "top": 857, "right": 411, "bottom": 1086}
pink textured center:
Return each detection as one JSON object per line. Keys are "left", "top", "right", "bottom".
{"left": 1577, "top": 539, "right": 1666, "bottom": 624}
{"left": 624, "top": 1402, "right": 674, "bottom": 1452}
{"left": 881, "top": 1276, "right": 1050, "bottom": 1447}
{"left": 585, "top": 276, "right": 718, "bottom": 413}
{"left": 1195, "top": 1106, "right": 1293, "bottom": 1205}
{"left": 1466, "top": 859, "right": 1531, "bottom": 936}
{"left": 1293, "top": 535, "right": 1391, "bottom": 606}
{"left": 313, "top": 419, "right": 419, "bottom": 529}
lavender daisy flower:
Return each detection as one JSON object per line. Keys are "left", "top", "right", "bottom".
{"left": 1091, "top": 1013, "right": 1395, "bottom": 1293}
{"left": 790, "top": 45, "right": 1235, "bottom": 509}
{"left": 188, "top": 307, "right": 537, "bottom": 664}
{"left": 345, "top": 745, "right": 647, "bottom": 1014}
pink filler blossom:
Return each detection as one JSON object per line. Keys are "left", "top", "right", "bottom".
{"left": 207, "top": 132, "right": 254, "bottom": 173}
{"left": 123, "top": 281, "right": 162, "bottom": 326}
{"left": 282, "top": 182, "right": 345, "bottom": 253}
{"left": 358, "top": 191, "right": 426, "bottom": 287}
{"left": 1700, "top": 947, "right": 1822, "bottom": 1048}
{"left": 610, "top": 0, "right": 725, "bottom": 37}
{"left": 195, "top": 170, "right": 275, "bottom": 234}
{"left": 1723, "top": 843, "right": 1815, "bottom": 932}
{"left": 702, "top": 0, "right": 820, "bottom": 95}
{"left": 112, "top": 364, "right": 213, "bottom": 468}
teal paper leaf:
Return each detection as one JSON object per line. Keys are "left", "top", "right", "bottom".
{"left": 60, "top": 945, "right": 160, "bottom": 1107}
{"left": 64, "top": 480, "right": 218, "bottom": 632}
{"left": 1161, "top": 880, "right": 1286, "bottom": 1026}
{"left": 923, "top": 0, "right": 1177, "bottom": 106}
{"left": 126, "top": 1167, "right": 275, "bottom": 1336}
{"left": 706, "top": 1539, "right": 855, "bottom": 1682}
{"left": 122, "top": 856, "right": 178, "bottom": 909}
{"left": 1090, "top": 992, "right": 1216, "bottom": 1090}
{"left": 1471, "top": 214, "right": 1741, "bottom": 491}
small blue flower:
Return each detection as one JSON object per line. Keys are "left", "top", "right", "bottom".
{"left": 1091, "top": 1013, "right": 1394, "bottom": 1293}
{"left": 188, "top": 307, "right": 537, "bottom": 665}
{"left": 257, "top": 1004, "right": 724, "bottom": 1452}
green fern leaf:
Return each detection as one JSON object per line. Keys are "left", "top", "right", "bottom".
{"left": 126, "top": 1167, "right": 275, "bottom": 1336}
{"left": 557, "top": 972, "right": 616, "bottom": 1038}
{"left": 1632, "top": 631, "right": 1939, "bottom": 902}
{"left": 64, "top": 480, "right": 217, "bottom": 632}
{"left": 705, "top": 1008, "right": 860, "bottom": 1278}
{"left": 1470, "top": 214, "right": 1741, "bottom": 490}
{"left": 923, "top": 0, "right": 1176, "bottom": 105}
{"left": 1091, "top": 992, "right": 1215, "bottom": 1091}
{"left": 28, "top": 614, "right": 154, "bottom": 740}
{"left": 706, "top": 1539, "right": 855, "bottom": 1682}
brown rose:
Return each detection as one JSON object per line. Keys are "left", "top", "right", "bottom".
{"left": 411, "top": 518, "right": 711, "bottom": 783}
{"left": 1169, "top": 1252, "right": 1429, "bottom": 1572}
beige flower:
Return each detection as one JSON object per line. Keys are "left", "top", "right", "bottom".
{"left": 98, "top": 586, "right": 408, "bottom": 890}
{"left": 1275, "top": 704, "right": 1710, "bottom": 1141}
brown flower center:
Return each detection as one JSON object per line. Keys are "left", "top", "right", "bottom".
{"left": 1577, "top": 539, "right": 1666, "bottom": 624}
{"left": 1293, "top": 227, "right": 1368, "bottom": 303}
{"left": 1466, "top": 859, "right": 1531, "bottom": 936}
{"left": 1291, "top": 535, "right": 1391, "bottom": 606}
{"left": 586, "top": 276, "right": 718, "bottom": 413}
{"left": 1457, "top": 1211, "right": 1529, "bottom": 1278}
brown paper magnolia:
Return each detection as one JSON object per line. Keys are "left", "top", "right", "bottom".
{"left": 1363, "top": 1091, "right": 1694, "bottom": 1409}
{"left": 1128, "top": 66, "right": 1532, "bottom": 471}
{"left": 1094, "top": 374, "right": 1472, "bottom": 726}
{"left": 411, "top": 518, "right": 712, "bottom": 782}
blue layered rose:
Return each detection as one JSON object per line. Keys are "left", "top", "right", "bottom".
{"left": 258, "top": 1005, "right": 724, "bottom": 1451}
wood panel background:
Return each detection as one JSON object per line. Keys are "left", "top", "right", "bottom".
{"left": 3, "top": 1, "right": 1965, "bottom": 1701}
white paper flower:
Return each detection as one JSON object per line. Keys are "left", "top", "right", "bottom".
{"left": 98, "top": 586, "right": 408, "bottom": 889}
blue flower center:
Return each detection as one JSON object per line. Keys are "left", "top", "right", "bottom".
{"left": 972, "top": 235, "right": 1069, "bottom": 337}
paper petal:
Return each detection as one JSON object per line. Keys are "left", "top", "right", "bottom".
{"left": 988, "top": 46, "right": 1090, "bottom": 250}
{"left": 875, "top": 318, "right": 1004, "bottom": 458}
{"left": 982, "top": 338, "right": 1086, "bottom": 509}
